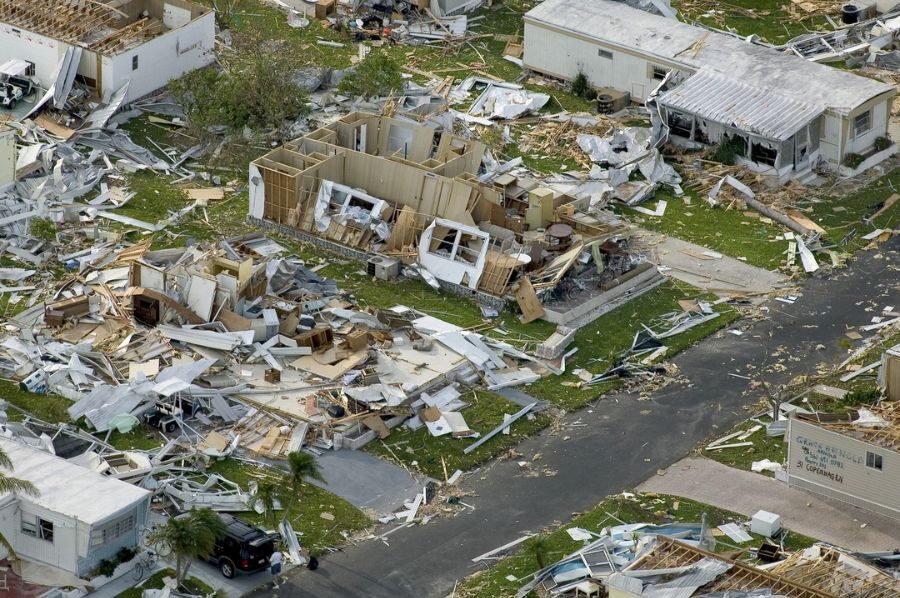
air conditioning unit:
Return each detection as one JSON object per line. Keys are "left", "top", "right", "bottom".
{"left": 367, "top": 256, "right": 400, "bottom": 281}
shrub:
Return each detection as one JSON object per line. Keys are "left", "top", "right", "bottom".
{"left": 571, "top": 71, "right": 590, "bottom": 98}
{"left": 710, "top": 136, "right": 746, "bottom": 166}
{"left": 90, "top": 559, "right": 117, "bottom": 578}
{"left": 874, "top": 136, "right": 892, "bottom": 152}
{"left": 338, "top": 52, "right": 403, "bottom": 99}
{"left": 843, "top": 152, "right": 865, "bottom": 169}
{"left": 479, "top": 126, "right": 505, "bottom": 151}
{"left": 116, "top": 546, "right": 137, "bottom": 563}
{"left": 170, "top": 35, "right": 310, "bottom": 135}
{"left": 845, "top": 388, "right": 881, "bottom": 405}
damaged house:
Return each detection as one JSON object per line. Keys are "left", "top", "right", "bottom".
{"left": 786, "top": 402, "right": 900, "bottom": 520}
{"left": 0, "top": 0, "right": 215, "bottom": 104}
{"left": 523, "top": 0, "right": 896, "bottom": 179}
{"left": 0, "top": 438, "right": 150, "bottom": 578}
{"left": 250, "top": 113, "right": 661, "bottom": 324}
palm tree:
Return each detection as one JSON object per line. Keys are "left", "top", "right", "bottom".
{"left": 0, "top": 446, "right": 39, "bottom": 566}
{"left": 283, "top": 451, "right": 324, "bottom": 520}
{"left": 151, "top": 508, "right": 225, "bottom": 587}
{"left": 526, "top": 534, "right": 548, "bottom": 569}
{"left": 249, "top": 479, "right": 284, "bottom": 530}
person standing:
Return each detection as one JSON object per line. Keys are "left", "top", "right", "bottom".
{"left": 270, "top": 547, "right": 284, "bottom": 588}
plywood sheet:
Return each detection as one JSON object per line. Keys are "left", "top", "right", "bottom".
{"left": 515, "top": 278, "right": 545, "bottom": 323}
{"left": 786, "top": 210, "right": 826, "bottom": 235}
{"left": 187, "top": 275, "right": 217, "bottom": 321}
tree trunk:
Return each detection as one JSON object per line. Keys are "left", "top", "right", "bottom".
{"left": 181, "top": 556, "right": 193, "bottom": 588}
{"left": 176, "top": 555, "right": 185, "bottom": 585}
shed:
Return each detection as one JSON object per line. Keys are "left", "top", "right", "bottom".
{"left": 0, "top": 439, "right": 150, "bottom": 577}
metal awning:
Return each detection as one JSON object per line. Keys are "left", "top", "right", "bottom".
{"left": 0, "top": 59, "right": 30, "bottom": 77}
{"left": 659, "top": 68, "right": 824, "bottom": 142}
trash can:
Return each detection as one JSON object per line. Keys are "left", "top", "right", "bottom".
{"left": 841, "top": 3, "right": 862, "bottom": 23}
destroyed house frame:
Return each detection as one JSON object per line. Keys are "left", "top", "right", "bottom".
{"left": 249, "top": 113, "right": 525, "bottom": 297}
{"left": 248, "top": 113, "right": 644, "bottom": 308}
{"left": 615, "top": 536, "right": 840, "bottom": 598}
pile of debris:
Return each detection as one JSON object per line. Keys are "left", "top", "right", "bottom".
{"left": 0, "top": 232, "right": 563, "bottom": 468}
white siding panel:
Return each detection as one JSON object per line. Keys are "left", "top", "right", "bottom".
{"left": 106, "top": 11, "right": 215, "bottom": 102}
{"left": 524, "top": 22, "right": 681, "bottom": 102}
{"left": 846, "top": 99, "right": 889, "bottom": 154}
{"left": 0, "top": 25, "right": 63, "bottom": 87}
{"left": 16, "top": 507, "right": 78, "bottom": 572}
{"left": 788, "top": 418, "right": 900, "bottom": 519}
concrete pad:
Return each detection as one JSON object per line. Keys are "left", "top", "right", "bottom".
{"left": 639, "top": 457, "right": 900, "bottom": 551}
{"left": 310, "top": 449, "right": 430, "bottom": 516}
{"left": 637, "top": 230, "right": 791, "bottom": 299}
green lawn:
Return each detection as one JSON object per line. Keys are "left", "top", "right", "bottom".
{"left": 526, "top": 282, "right": 739, "bottom": 409}
{"left": 457, "top": 491, "right": 817, "bottom": 598}
{"left": 366, "top": 390, "right": 549, "bottom": 479}
{"left": 107, "top": 424, "right": 169, "bottom": 451}
{"left": 807, "top": 168, "right": 900, "bottom": 250}
{"left": 702, "top": 420, "right": 787, "bottom": 475}
{"left": 321, "top": 259, "right": 557, "bottom": 349}
{"left": 0, "top": 380, "right": 72, "bottom": 423}
{"left": 206, "top": 458, "right": 373, "bottom": 553}
{"left": 674, "top": 0, "right": 828, "bottom": 45}
{"left": 632, "top": 189, "right": 791, "bottom": 270}
{"left": 368, "top": 282, "right": 738, "bottom": 477}
{"left": 113, "top": 568, "right": 215, "bottom": 598}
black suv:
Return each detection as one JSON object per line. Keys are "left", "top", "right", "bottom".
{"left": 206, "top": 514, "right": 277, "bottom": 578}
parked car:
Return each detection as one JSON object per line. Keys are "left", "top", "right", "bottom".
{"left": 206, "top": 513, "right": 277, "bottom": 578}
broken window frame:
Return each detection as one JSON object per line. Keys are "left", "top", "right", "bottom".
{"left": 865, "top": 450, "right": 883, "bottom": 472}
{"left": 22, "top": 516, "right": 54, "bottom": 542}
{"left": 428, "top": 229, "right": 484, "bottom": 266}
{"left": 749, "top": 140, "right": 778, "bottom": 167}
{"left": 314, "top": 180, "right": 388, "bottom": 237}
{"left": 39, "top": 518, "right": 54, "bottom": 542}
{"left": 854, "top": 110, "right": 872, "bottom": 139}
{"left": 650, "top": 65, "right": 668, "bottom": 81}
{"left": 21, "top": 518, "right": 37, "bottom": 538}
{"left": 666, "top": 110, "right": 693, "bottom": 139}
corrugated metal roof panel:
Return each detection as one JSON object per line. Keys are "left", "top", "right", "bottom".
{"left": 658, "top": 69, "right": 824, "bottom": 141}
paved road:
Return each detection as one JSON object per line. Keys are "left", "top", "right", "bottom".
{"left": 639, "top": 457, "right": 900, "bottom": 551}
{"left": 251, "top": 238, "right": 899, "bottom": 598}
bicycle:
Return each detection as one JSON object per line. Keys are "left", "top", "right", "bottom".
{"left": 139, "top": 524, "right": 172, "bottom": 558}
{"left": 132, "top": 550, "right": 158, "bottom": 581}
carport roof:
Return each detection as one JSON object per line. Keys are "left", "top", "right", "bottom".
{"left": 658, "top": 68, "right": 825, "bottom": 141}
